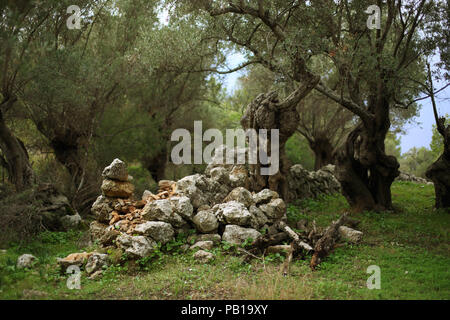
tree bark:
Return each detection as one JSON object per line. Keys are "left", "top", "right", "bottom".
{"left": 334, "top": 97, "right": 399, "bottom": 212}
{"left": 424, "top": 63, "right": 450, "bottom": 210}
{"left": 143, "top": 144, "right": 168, "bottom": 183}
{"left": 241, "top": 76, "right": 319, "bottom": 199}
{"left": 0, "top": 106, "right": 34, "bottom": 192}
{"left": 310, "top": 137, "right": 335, "bottom": 170}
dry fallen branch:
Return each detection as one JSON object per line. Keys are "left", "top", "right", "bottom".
{"left": 310, "top": 213, "right": 348, "bottom": 270}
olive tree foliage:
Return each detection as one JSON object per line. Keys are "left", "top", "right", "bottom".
{"left": 0, "top": 0, "right": 68, "bottom": 191}
{"left": 93, "top": 9, "right": 223, "bottom": 183}
{"left": 15, "top": 0, "right": 144, "bottom": 210}
{"left": 168, "top": 0, "right": 443, "bottom": 211}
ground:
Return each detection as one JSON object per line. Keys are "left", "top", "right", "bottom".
{"left": 0, "top": 182, "right": 448, "bottom": 300}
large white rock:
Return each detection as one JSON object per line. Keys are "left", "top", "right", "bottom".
{"left": 253, "top": 189, "right": 279, "bottom": 205}
{"left": 91, "top": 195, "right": 114, "bottom": 223}
{"left": 249, "top": 205, "right": 269, "bottom": 229}
{"left": 223, "top": 187, "right": 254, "bottom": 208}
{"left": 141, "top": 199, "right": 186, "bottom": 227}
{"left": 192, "top": 209, "right": 219, "bottom": 233}
{"left": 338, "top": 226, "right": 363, "bottom": 244}
{"left": 116, "top": 234, "right": 157, "bottom": 258}
{"left": 215, "top": 201, "right": 251, "bottom": 226}
{"left": 170, "top": 196, "right": 194, "bottom": 221}
{"left": 133, "top": 221, "right": 175, "bottom": 244}
{"left": 17, "top": 254, "right": 37, "bottom": 269}
{"left": 222, "top": 225, "right": 261, "bottom": 245}
{"left": 259, "top": 198, "right": 286, "bottom": 221}
{"left": 102, "top": 158, "right": 129, "bottom": 182}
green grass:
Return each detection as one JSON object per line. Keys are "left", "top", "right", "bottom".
{"left": 0, "top": 182, "right": 449, "bottom": 300}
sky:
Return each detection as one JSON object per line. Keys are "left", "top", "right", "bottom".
{"left": 221, "top": 53, "right": 449, "bottom": 155}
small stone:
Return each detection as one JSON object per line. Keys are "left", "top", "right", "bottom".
{"left": 188, "top": 234, "right": 221, "bottom": 244}
{"left": 222, "top": 225, "right": 261, "bottom": 245}
{"left": 88, "top": 270, "right": 104, "bottom": 280}
{"left": 101, "top": 179, "right": 134, "bottom": 198}
{"left": 170, "top": 196, "right": 194, "bottom": 221}
{"left": 17, "top": 254, "right": 37, "bottom": 269}
{"left": 133, "top": 221, "right": 175, "bottom": 244}
{"left": 116, "top": 234, "right": 157, "bottom": 258}
{"left": 223, "top": 187, "right": 254, "bottom": 208}
{"left": 215, "top": 201, "right": 251, "bottom": 226}
{"left": 141, "top": 199, "right": 186, "bottom": 227}
{"left": 192, "top": 209, "right": 219, "bottom": 233}
{"left": 253, "top": 189, "right": 279, "bottom": 205}
{"left": 193, "top": 250, "right": 214, "bottom": 263}
{"left": 259, "top": 198, "right": 286, "bottom": 221}
{"left": 102, "top": 158, "right": 129, "bottom": 182}
{"left": 85, "top": 253, "right": 109, "bottom": 275}
{"left": 190, "top": 240, "right": 214, "bottom": 251}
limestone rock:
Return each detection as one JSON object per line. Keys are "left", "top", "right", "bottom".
{"left": 57, "top": 252, "right": 92, "bottom": 271}
{"left": 259, "top": 198, "right": 286, "bottom": 221}
{"left": 101, "top": 179, "right": 134, "bottom": 198}
{"left": 188, "top": 233, "right": 221, "bottom": 244}
{"left": 99, "top": 229, "right": 121, "bottom": 246}
{"left": 214, "top": 201, "right": 251, "bottom": 226}
{"left": 338, "top": 226, "right": 363, "bottom": 244}
{"left": 193, "top": 250, "right": 214, "bottom": 263}
{"left": 85, "top": 253, "right": 109, "bottom": 275}
{"left": 133, "top": 221, "right": 175, "bottom": 244}
{"left": 249, "top": 205, "right": 269, "bottom": 229}
{"left": 91, "top": 195, "right": 114, "bottom": 223}
{"left": 60, "top": 213, "right": 81, "bottom": 230}
{"left": 116, "top": 234, "right": 157, "bottom": 258}
{"left": 17, "top": 254, "right": 37, "bottom": 269}
{"left": 141, "top": 199, "right": 186, "bottom": 227}
{"left": 192, "top": 209, "right": 219, "bottom": 233}
{"left": 253, "top": 189, "right": 279, "bottom": 205}
{"left": 223, "top": 187, "right": 254, "bottom": 208}
{"left": 102, "top": 158, "right": 129, "bottom": 182}
{"left": 222, "top": 225, "right": 261, "bottom": 245}
{"left": 89, "top": 221, "right": 108, "bottom": 241}
{"left": 170, "top": 196, "right": 194, "bottom": 221}
{"left": 190, "top": 240, "right": 214, "bottom": 251}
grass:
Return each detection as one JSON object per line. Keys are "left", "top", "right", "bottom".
{"left": 0, "top": 181, "right": 448, "bottom": 300}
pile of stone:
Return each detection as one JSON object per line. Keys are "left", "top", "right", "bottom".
{"left": 396, "top": 171, "right": 433, "bottom": 185}
{"left": 87, "top": 156, "right": 288, "bottom": 265}
{"left": 286, "top": 164, "right": 341, "bottom": 201}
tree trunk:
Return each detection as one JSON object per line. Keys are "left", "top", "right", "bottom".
{"left": 311, "top": 137, "right": 334, "bottom": 170}
{"left": 426, "top": 126, "right": 450, "bottom": 209}
{"left": 50, "top": 138, "right": 83, "bottom": 185}
{"left": 334, "top": 97, "right": 399, "bottom": 212}
{"left": 0, "top": 109, "right": 34, "bottom": 192}
{"left": 143, "top": 145, "right": 168, "bottom": 183}
{"left": 241, "top": 76, "right": 319, "bottom": 199}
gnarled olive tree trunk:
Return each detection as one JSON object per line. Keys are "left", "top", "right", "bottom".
{"left": 0, "top": 99, "right": 34, "bottom": 192}
{"left": 425, "top": 80, "right": 450, "bottom": 209}
{"left": 241, "top": 76, "right": 319, "bottom": 200}
{"left": 310, "top": 137, "right": 335, "bottom": 170}
{"left": 334, "top": 96, "right": 399, "bottom": 212}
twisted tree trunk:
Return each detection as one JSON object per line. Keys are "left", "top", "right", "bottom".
{"left": 425, "top": 66, "right": 450, "bottom": 209}
{"left": 241, "top": 76, "right": 319, "bottom": 199}
{"left": 334, "top": 96, "right": 399, "bottom": 212}
{"left": 0, "top": 100, "right": 34, "bottom": 192}
{"left": 311, "top": 137, "right": 335, "bottom": 170}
